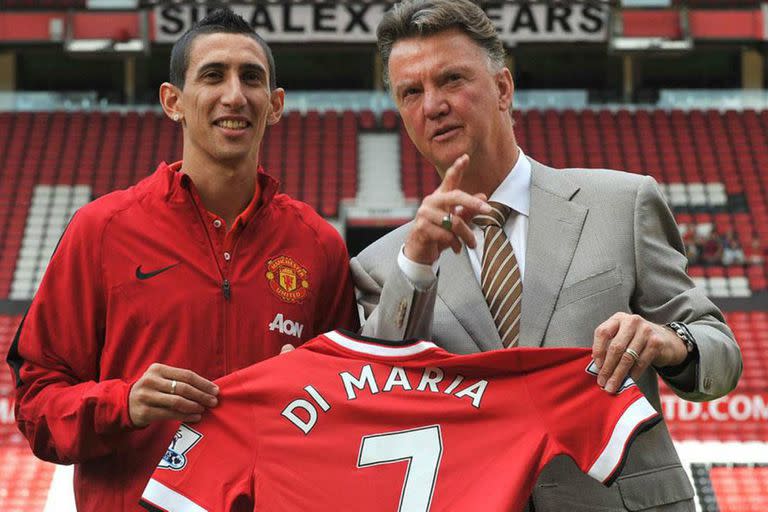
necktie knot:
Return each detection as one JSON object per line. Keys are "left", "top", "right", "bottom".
{"left": 473, "top": 201, "right": 511, "bottom": 230}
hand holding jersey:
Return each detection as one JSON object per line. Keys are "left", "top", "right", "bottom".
{"left": 140, "top": 331, "right": 661, "bottom": 512}
{"left": 128, "top": 363, "right": 219, "bottom": 428}
{"left": 593, "top": 312, "right": 691, "bottom": 393}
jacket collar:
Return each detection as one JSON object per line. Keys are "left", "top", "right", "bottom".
{"left": 154, "top": 160, "right": 280, "bottom": 218}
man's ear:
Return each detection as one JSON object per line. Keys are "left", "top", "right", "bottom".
{"left": 267, "top": 88, "right": 286, "bottom": 125}
{"left": 496, "top": 67, "right": 514, "bottom": 112}
{"left": 160, "top": 82, "right": 184, "bottom": 123}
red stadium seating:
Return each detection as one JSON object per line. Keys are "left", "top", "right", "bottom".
{"left": 0, "top": 110, "right": 362, "bottom": 296}
{"left": 0, "top": 317, "right": 57, "bottom": 510}
{"left": 661, "top": 312, "right": 768, "bottom": 442}
{"left": 0, "top": 315, "right": 21, "bottom": 405}
{"left": 0, "top": 0, "right": 84, "bottom": 8}
{"left": 397, "top": 108, "right": 768, "bottom": 292}
{"left": 0, "top": 446, "right": 55, "bottom": 512}
{"left": 710, "top": 465, "right": 768, "bottom": 512}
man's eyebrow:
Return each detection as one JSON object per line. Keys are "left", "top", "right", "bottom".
{"left": 240, "top": 63, "right": 267, "bottom": 76}
{"left": 195, "top": 62, "right": 267, "bottom": 78}
{"left": 196, "top": 62, "right": 226, "bottom": 77}
{"left": 393, "top": 79, "right": 417, "bottom": 95}
{"left": 438, "top": 64, "right": 471, "bottom": 78}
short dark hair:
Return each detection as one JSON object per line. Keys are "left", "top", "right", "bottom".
{"left": 377, "top": 0, "right": 506, "bottom": 87}
{"left": 169, "top": 8, "right": 277, "bottom": 90}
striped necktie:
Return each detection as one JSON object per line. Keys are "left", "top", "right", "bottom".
{"left": 473, "top": 202, "right": 522, "bottom": 348}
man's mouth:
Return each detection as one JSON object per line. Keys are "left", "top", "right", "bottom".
{"left": 433, "top": 125, "right": 461, "bottom": 140}
{"left": 215, "top": 119, "right": 250, "bottom": 130}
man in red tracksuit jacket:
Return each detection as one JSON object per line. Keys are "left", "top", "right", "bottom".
{"left": 6, "top": 9, "right": 358, "bottom": 511}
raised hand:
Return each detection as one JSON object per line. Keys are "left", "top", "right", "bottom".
{"left": 404, "top": 154, "right": 492, "bottom": 265}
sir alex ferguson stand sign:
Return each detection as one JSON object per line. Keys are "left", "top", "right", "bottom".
{"left": 153, "top": 3, "right": 608, "bottom": 44}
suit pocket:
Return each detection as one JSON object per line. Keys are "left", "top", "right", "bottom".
{"left": 556, "top": 266, "right": 622, "bottom": 310}
{"left": 617, "top": 465, "right": 695, "bottom": 511}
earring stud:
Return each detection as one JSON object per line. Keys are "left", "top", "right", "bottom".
{"left": 172, "top": 113, "right": 180, "bottom": 122}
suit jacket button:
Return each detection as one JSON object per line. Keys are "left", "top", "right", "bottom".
{"left": 396, "top": 299, "right": 407, "bottom": 328}
{"left": 703, "top": 377, "right": 712, "bottom": 391}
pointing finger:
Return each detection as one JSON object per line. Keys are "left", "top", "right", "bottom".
{"left": 438, "top": 154, "right": 469, "bottom": 192}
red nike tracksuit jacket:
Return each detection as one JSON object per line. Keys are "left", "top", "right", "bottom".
{"left": 7, "top": 161, "right": 359, "bottom": 511}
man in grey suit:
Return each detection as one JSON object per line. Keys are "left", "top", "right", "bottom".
{"left": 351, "top": 0, "right": 742, "bottom": 510}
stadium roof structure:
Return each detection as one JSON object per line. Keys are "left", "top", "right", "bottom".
{"left": 63, "top": 9, "right": 149, "bottom": 56}
{"left": 608, "top": 4, "right": 693, "bottom": 54}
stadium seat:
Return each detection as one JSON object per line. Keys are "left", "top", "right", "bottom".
{"left": 710, "top": 465, "right": 768, "bottom": 512}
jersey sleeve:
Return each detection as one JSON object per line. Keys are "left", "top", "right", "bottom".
{"left": 140, "top": 376, "right": 257, "bottom": 512}
{"left": 313, "top": 224, "right": 360, "bottom": 334}
{"left": 530, "top": 351, "right": 661, "bottom": 486}
{"left": 6, "top": 207, "right": 135, "bottom": 464}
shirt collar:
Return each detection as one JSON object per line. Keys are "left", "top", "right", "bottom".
{"left": 168, "top": 161, "right": 279, "bottom": 228}
{"left": 488, "top": 147, "right": 531, "bottom": 217}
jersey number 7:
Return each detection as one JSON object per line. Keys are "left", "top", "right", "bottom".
{"left": 357, "top": 425, "right": 444, "bottom": 512}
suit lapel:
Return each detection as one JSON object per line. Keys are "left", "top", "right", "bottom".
{"left": 520, "top": 159, "right": 588, "bottom": 347}
{"left": 437, "top": 250, "right": 503, "bottom": 352}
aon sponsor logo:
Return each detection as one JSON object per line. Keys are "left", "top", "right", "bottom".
{"left": 269, "top": 313, "right": 304, "bottom": 338}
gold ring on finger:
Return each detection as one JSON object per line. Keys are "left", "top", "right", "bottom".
{"left": 170, "top": 380, "right": 178, "bottom": 395}
{"left": 440, "top": 213, "right": 453, "bottom": 231}
{"left": 625, "top": 348, "right": 640, "bottom": 364}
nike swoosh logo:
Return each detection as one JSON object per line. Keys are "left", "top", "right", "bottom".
{"left": 135, "top": 263, "right": 179, "bottom": 280}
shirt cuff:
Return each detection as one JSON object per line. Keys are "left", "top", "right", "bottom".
{"left": 656, "top": 344, "right": 699, "bottom": 393}
{"left": 397, "top": 245, "right": 439, "bottom": 291}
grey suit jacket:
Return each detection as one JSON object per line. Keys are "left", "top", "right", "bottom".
{"left": 351, "top": 159, "right": 742, "bottom": 511}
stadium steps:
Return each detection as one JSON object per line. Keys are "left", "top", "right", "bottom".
{"left": 356, "top": 132, "right": 404, "bottom": 208}
{"left": 10, "top": 185, "right": 90, "bottom": 300}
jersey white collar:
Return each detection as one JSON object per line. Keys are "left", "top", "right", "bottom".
{"left": 323, "top": 331, "right": 438, "bottom": 358}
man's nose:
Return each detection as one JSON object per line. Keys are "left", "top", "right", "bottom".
{"left": 423, "top": 87, "right": 449, "bottom": 119}
{"left": 221, "top": 75, "right": 247, "bottom": 108}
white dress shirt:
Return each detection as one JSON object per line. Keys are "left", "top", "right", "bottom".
{"left": 399, "top": 149, "right": 532, "bottom": 289}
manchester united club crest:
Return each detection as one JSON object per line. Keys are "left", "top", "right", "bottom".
{"left": 266, "top": 256, "right": 310, "bottom": 303}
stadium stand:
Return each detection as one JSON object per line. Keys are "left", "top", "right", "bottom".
{"left": 0, "top": 109, "right": 360, "bottom": 298}
{"left": 0, "top": 0, "right": 85, "bottom": 8}
{"left": 0, "top": 2, "right": 765, "bottom": 510}
{"left": 399, "top": 108, "right": 768, "bottom": 296}
{"left": 661, "top": 311, "right": 767, "bottom": 443}
{"left": 0, "top": 314, "right": 53, "bottom": 512}
{"left": 2, "top": 108, "right": 767, "bottom": 300}
{"left": 693, "top": 464, "right": 768, "bottom": 512}
{"left": 710, "top": 464, "right": 768, "bottom": 512}
{"left": 0, "top": 104, "right": 766, "bottom": 508}
{"left": 0, "top": 445, "right": 55, "bottom": 512}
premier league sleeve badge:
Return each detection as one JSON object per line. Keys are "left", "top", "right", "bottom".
{"left": 158, "top": 424, "right": 203, "bottom": 471}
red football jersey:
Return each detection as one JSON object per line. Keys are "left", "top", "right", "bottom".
{"left": 140, "top": 331, "right": 660, "bottom": 512}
